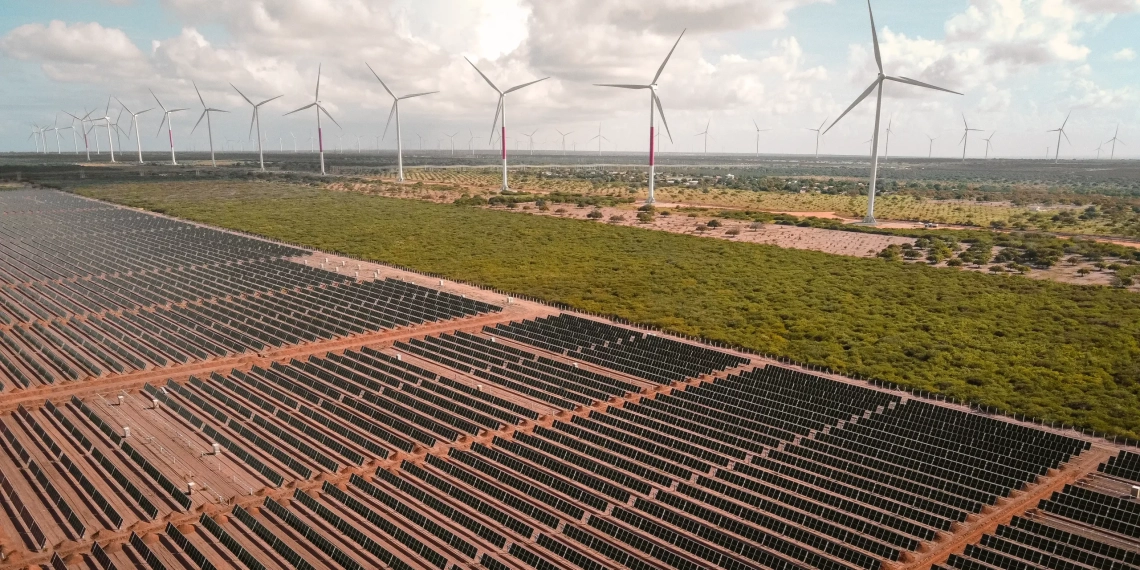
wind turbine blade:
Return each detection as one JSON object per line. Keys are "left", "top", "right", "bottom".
{"left": 653, "top": 30, "right": 686, "bottom": 84}
{"left": 156, "top": 113, "right": 168, "bottom": 137}
{"left": 505, "top": 77, "right": 549, "bottom": 94}
{"left": 398, "top": 91, "right": 439, "bottom": 100}
{"left": 653, "top": 92, "right": 673, "bottom": 143}
{"left": 138, "top": 108, "right": 155, "bottom": 115}
{"left": 382, "top": 102, "right": 396, "bottom": 140}
{"left": 249, "top": 111, "right": 257, "bottom": 139}
{"left": 231, "top": 84, "right": 254, "bottom": 105}
{"left": 594, "top": 84, "right": 649, "bottom": 90}
{"left": 365, "top": 62, "right": 396, "bottom": 98}
{"left": 824, "top": 78, "right": 880, "bottom": 134}
{"left": 170, "top": 108, "right": 189, "bottom": 113}
{"left": 317, "top": 104, "right": 341, "bottom": 128}
{"left": 284, "top": 103, "right": 316, "bottom": 116}
{"left": 194, "top": 81, "right": 206, "bottom": 107}
{"left": 1062, "top": 131, "right": 1070, "bottom": 145}
{"left": 886, "top": 76, "right": 962, "bottom": 95}
{"left": 150, "top": 89, "right": 166, "bottom": 112}
{"left": 489, "top": 97, "right": 503, "bottom": 143}
{"left": 191, "top": 111, "right": 208, "bottom": 135}
{"left": 867, "top": 0, "right": 883, "bottom": 74}
{"left": 465, "top": 57, "right": 501, "bottom": 93}
{"left": 256, "top": 95, "right": 284, "bottom": 107}
{"left": 315, "top": 63, "right": 322, "bottom": 100}
{"left": 104, "top": 96, "right": 111, "bottom": 118}
{"left": 114, "top": 97, "right": 132, "bottom": 116}
{"left": 1061, "top": 110, "right": 1071, "bottom": 130}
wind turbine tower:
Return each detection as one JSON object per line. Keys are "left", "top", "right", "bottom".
{"left": 696, "top": 120, "right": 710, "bottom": 154}
{"left": 556, "top": 130, "right": 573, "bottom": 155}
{"left": 190, "top": 82, "right": 228, "bottom": 167}
{"left": 808, "top": 117, "right": 828, "bottom": 159}
{"left": 983, "top": 131, "right": 996, "bottom": 159}
{"left": 466, "top": 57, "right": 548, "bottom": 192}
{"left": 926, "top": 135, "right": 936, "bottom": 158}
{"left": 1106, "top": 125, "right": 1125, "bottom": 159}
{"left": 588, "top": 125, "right": 610, "bottom": 157}
{"left": 823, "top": 0, "right": 962, "bottom": 225}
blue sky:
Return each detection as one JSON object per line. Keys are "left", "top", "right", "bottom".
{"left": 2, "top": 0, "right": 1139, "bottom": 159}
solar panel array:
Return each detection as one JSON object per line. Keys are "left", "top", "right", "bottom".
{"left": 0, "top": 190, "right": 499, "bottom": 389}
{"left": 938, "top": 450, "right": 1140, "bottom": 570}
{"left": 0, "top": 189, "right": 1120, "bottom": 569}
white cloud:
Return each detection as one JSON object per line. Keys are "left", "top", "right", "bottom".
{"left": 1112, "top": 47, "right": 1136, "bottom": 60}
{"left": 1, "top": 20, "right": 149, "bottom": 81}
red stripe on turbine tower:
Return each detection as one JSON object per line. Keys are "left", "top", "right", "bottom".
{"left": 318, "top": 128, "right": 323, "bottom": 152}
{"left": 501, "top": 127, "right": 507, "bottom": 160}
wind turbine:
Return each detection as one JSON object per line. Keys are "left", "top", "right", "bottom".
{"left": 232, "top": 84, "right": 282, "bottom": 172}
{"left": 556, "top": 130, "right": 573, "bottom": 154}
{"left": 752, "top": 120, "right": 770, "bottom": 156}
{"left": 48, "top": 117, "right": 63, "bottom": 154}
{"left": 1106, "top": 125, "right": 1125, "bottom": 159}
{"left": 366, "top": 64, "right": 440, "bottom": 182}
{"left": 594, "top": 30, "right": 682, "bottom": 204}
{"left": 65, "top": 111, "right": 94, "bottom": 160}
{"left": 28, "top": 126, "right": 41, "bottom": 153}
{"left": 696, "top": 120, "right": 711, "bottom": 154}
{"left": 64, "top": 113, "right": 81, "bottom": 154}
{"left": 151, "top": 90, "right": 187, "bottom": 165}
{"left": 959, "top": 116, "right": 983, "bottom": 161}
{"left": 443, "top": 131, "right": 459, "bottom": 155}
{"left": 188, "top": 83, "right": 227, "bottom": 167}
{"left": 588, "top": 125, "right": 610, "bottom": 156}
{"left": 808, "top": 117, "right": 828, "bottom": 159}
{"left": 466, "top": 57, "right": 549, "bottom": 192}
{"left": 116, "top": 98, "right": 153, "bottom": 164}
{"left": 926, "top": 135, "right": 936, "bottom": 158}
{"left": 285, "top": 65, "right": 340, "bottom": 175}
{"left": 823, "top": 0, "right": 962, "bottom": 225}
{"left": 1047, "top": 111, "right": 1071, "bottom": 163}
{"left": 982, "top": 131, "right": 996, "bottom": 159}
{"left": 1095, "top": 142, "right": 1105, "bottom": 160}
{"left": 522, "top": 130, "right": 537, "bottom": 155}
{"left": 95, "top": 98, "right": 117, "bottom": 162}
{"left": 883, "top": 118, "right": 894, "bottom": 159}
{"left": 290, "top": 132, "right": 297, "bottom": 153}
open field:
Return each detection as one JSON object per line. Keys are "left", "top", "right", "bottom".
{"left": 72, "top": 180, "right": 1140, "bottom": 440}
{"left": 0, "top": 183, "right": 1132, "bottom": 570}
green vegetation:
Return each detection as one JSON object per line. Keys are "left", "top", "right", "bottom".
{"left": 75, "top": 181, "right": 1140, "bottom": 437}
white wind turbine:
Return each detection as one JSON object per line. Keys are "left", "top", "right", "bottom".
{"left": 151, "top": 90, "right": 188, "bottom": 165}
{"left": 883, "top": 118, "right": 894, "bottom": 159}
{"left": 1106, "top": 125, "right": 1125, "bottom": 159}
{"left": 696, "top": 120, "right": 711, "bottom": 154}
{"left": 445, "top": 131, "right": 460, "bottom": 155}
{"left": 983, "top": 131, "right": 996, "bottom": 159}
{"left": 95, "top": 98, "right": 117, "bottom": 162}
{"left": 232, "top": 84, "right": 282, "bottom": 172}
{"left": 290, "top": 132, "right": 297, "bottom": 153}
{"left": 595, "top": 30, "right": 683, "bottom": 204}
{"left": 48, "top": 117, "right": 63, "bottom": 154}
{"left": 823, "top": 0, "right": 961, "bottom": 225}
{"left": 190, "top": 82, "right": 228, "bottom": 167}
{"left": 588, "top": 125, "right": 610, "bottom": 156}
{"left": 28, "top": 125, "right": 41, "bottom": 153}
{"left": 959, "top": 116, "right": 983, "bottom": 161}
{"left": 65, "top": 111, "right": 94, "bottom": 160}
{"left": 522, "top": 130, "right": 537, "bottom": 155}
{"left": 466, "top": 57, "right": 549, "bottom": 192}
{"left": 1047, "top": 111, "right": 1071, "bottom": 163}
{"left": 752, "top": 120, "right": 770, "bottom": 156}
{"left": 556, "top": 130, "right": 573, "bottom": 154}
{"left": 808, "top": 117, "right": 828, "bottom": 159}
{"left": 64, "top": 113, "right": 81, "bottom": 154}
{"left": 115, "top": 98, "right": 154, "bottom": 164}
{"left": 1095, "top": 142, "right": 1105, "bottom": 160}
{"left": 285, "top": 65, "right": 340, "bottom": 175}
{"left": 367, "top": 63, "right": 439, "bottom": 182}
{"left": 926, "top": 135, "right": 936, "bottom": 158}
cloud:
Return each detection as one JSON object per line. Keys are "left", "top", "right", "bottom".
{"left": 1, "top": 20, "right": 149, "bottom": 81}
{"left": 1069, "top": 0, "right": 1140, "bottom": 13}
{"left": 1112, "top": 47, "right": 1136, "bottom": 60}
{"left": 946, "top": 0, "right": 1091, "bottom": 68}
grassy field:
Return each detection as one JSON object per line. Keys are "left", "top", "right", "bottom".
{"left": 76, "top": 180, "right": 1140, "bottom": 437}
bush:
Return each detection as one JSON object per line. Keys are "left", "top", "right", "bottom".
{"left": 636, "top": 212, "right": 654, "bottom": 223}
{"left": 726, "top": 228, "right": 741, "bottom": 237}
{"left": 586, "top": 209, "right": 603, "bottom": 220}
{"left": 707, "top": 219, "right": 722, "bottom": 228}
{"left": 609, "top": 215, "right": 626, "bottom": 223}
{"left": 947, "top": 258, "right": 964, "bottom": 267}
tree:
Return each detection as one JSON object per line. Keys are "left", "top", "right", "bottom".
{"left": 1077, "top": 268, "right": 1091, "bottom": 277}
{"left": 587, "top": 209, "right": 603, "bottom": 219}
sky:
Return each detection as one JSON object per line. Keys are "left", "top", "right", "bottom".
{"left": 1, "top": 0, "right": 1139, "bottom": 159}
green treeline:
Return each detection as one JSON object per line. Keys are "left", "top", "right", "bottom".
{"left": 76, "top": 181, "right": 1140, "bottom": 437}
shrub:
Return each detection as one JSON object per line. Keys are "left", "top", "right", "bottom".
{"left": 609, "top": 215, "right": 626, "bottom": 223}
{"left": 586, "top": 209, "right": 603, "bottom": 219}
{"left": 726, "top": 228, "right": 741, "bottom": 237}
{"left": 707, "top": 219, "right": 722, "bottom": 228}
{"left": 636, "top": 212, "right": 654, "bottom": 223}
